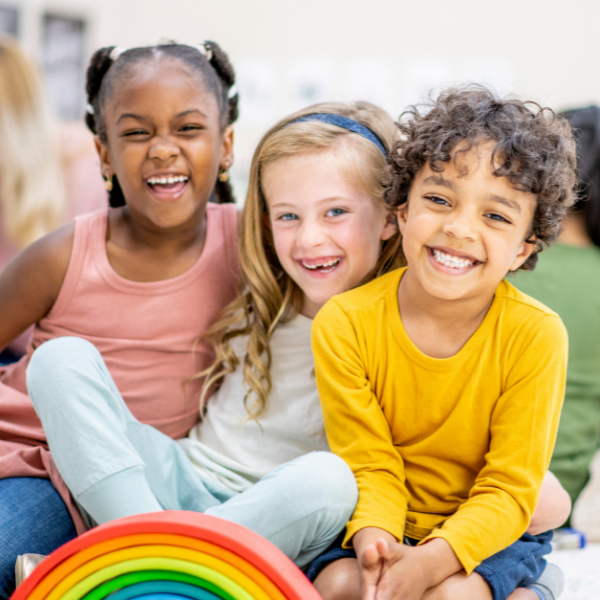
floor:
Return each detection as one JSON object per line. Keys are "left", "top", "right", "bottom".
{"left": 548, "top": 543, "right": 600, "bottom": 599}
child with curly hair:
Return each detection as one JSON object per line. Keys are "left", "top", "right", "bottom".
{"left": 310, "top": 87, "right": 577, "bottom": 600}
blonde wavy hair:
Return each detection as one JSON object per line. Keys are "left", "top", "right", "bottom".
{"left": 0, "top": 36, "right": 65, "bottom": 248}
{"left": 199, "top": 101, "right": 403, "bottom": 420}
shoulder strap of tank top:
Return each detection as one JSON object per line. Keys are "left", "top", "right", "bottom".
{"left": 47, "top": 209, "right": 108, "bottom": 319}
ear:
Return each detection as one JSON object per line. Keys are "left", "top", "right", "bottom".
{"left": 380, "top": 210, "right": 399, "bottom": 241}
{"left": 220, "top": 125, "right": 234, "bottom": 169}
{"left": 509, "top": 235, "right": 538, "bottom": 271}
{"left": 397, "top": 202, "right": 409, "bottom": 236}
{"left": 95, "top": 136, "right": 113, "bottom": 180}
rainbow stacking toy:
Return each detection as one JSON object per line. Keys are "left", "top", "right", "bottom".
{"left": 12, "top": 511, "right": 322, "bottom": 600}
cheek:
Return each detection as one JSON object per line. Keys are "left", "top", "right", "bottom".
{"left": 342, "top": 225, "right": 381, "bottom": 269}
{"left": 270, "top": 225, "right": 295, "bottom": 266}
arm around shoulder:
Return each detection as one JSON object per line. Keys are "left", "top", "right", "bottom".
{"left": 0, "top": 223, "right": 75, "bottom": 350}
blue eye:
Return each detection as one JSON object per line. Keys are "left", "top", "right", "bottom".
{"left": 279, "top": 213, "right": 299, "bottom": 221}
{"left": 326, "top": 208, "right": 346, "bottom": 217}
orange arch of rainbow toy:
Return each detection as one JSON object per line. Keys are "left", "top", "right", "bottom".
{"left": 12, "top": 511, "right": 322, "bottom": 600}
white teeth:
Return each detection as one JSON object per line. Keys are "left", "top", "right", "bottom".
{"left": 147, "top": 175, "right": 188, "bottom": 185}
{"left": 302, "top": 258, "right": 341, "bottom": 270}
{"left": 432, "top": 249, "right": 476, "bottom": 269}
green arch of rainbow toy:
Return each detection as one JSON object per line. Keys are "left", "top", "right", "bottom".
{"left": 12, "top": 511, "right": 322, "bottom": 600}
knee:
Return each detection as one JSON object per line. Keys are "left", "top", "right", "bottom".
{"left": 27, "top": 337, "right": 99, "bottom": 390}
{"left": 296, "top": 452, "right": 358, "bottom": 509}
{"left": 424, "top": 573, "right": 492, "bottom": 600}
{"left": 314, "top": 558, "right": 361, "bottom": 600}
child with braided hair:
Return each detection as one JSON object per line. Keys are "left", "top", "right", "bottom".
{"left": 0, "top": 41, "right": 240, "bottom": 597}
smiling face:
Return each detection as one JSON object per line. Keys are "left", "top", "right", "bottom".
{"left": 263, "top": 151, "right": 397, "bottom": 318}
{"left": 399, "top": 142, "right": 537, "bottom": 305}
{"left": 96, "top": 57, "right": 233, "bottom": 231}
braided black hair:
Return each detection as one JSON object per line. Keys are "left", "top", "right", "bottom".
{"left": 85, "top": 42, "right": 239, "bottom": 207}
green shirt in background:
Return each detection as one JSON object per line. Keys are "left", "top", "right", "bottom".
{"left": 511, "top": 243, "right": 600, "bottom": 504}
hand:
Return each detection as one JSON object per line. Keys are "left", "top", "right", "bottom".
{"left": 371, "top": 540, "right": 433, "bottom": 600}
{"left": 362, "top": 538, "right": 462, "bottom": 600}
{"left": 352, "top": 528, "right": 398, "bottom": 600}
{"left": 358, "top": 540, "right": 385, "bottom": 600}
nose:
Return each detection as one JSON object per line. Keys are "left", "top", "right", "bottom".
{"left": 295, "top": 217, "right": 328, "bottom": 251}
{"left": 149, "top": 134, "right": 180, "bottom": 162}
{"left": 442, "top": 206, "right": 478, "bottom": 241}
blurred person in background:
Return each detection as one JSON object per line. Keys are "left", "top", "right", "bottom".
{"left": 0, "top": 36, "right": 106, "bottom": 362}
{"left": 513, "top": 105, "right": 600, "bottom": 538}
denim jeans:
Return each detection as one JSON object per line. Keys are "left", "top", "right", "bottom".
{"left": 0, "top": 477, "right": 76, "bottom": 599}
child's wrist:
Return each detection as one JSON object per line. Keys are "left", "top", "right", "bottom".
{"left": 415, "top": 538, "right": 462, "bottom": 588}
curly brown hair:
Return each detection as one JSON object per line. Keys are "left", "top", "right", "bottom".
{"left": 388, "top": 85, "right": 578, "bottom": 270}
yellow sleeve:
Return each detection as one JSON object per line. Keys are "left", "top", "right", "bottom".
{"left": 423, "top": 314, "right": 568, "bottom": 574}
{"left": 312, "top": 299, "right": 410, "bottom": 547}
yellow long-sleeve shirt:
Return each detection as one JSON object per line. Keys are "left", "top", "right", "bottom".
{"left": 312, "top": 268, "right": 567, "bottom": 574}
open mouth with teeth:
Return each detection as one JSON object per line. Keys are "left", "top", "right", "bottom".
{"left": 429, "top": 247, "right": 481, "bottom": 270}
{"left": 300, "top": 258, "right": 341, "bottom": 274}
{"left": 146, "top": 175, "right": 189, "bottom": 195}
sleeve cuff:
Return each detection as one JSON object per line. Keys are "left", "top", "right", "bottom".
{"left": 420, "top": 530, "right": 479, "bottom": 575}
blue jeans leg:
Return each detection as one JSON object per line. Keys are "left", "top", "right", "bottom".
{"left": 0, "top": 477, "right": 76, "bottom": 599}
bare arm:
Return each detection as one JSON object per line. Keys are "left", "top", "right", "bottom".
{"left": 527, "top": 470, "right": 571, "bottom": 534}
{"left": 0, "top": 223, "right": 74, "bottom": 351}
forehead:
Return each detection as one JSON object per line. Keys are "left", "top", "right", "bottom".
{"left": 263, "top": 152, "right": 373, "bottom": 206}
{"left": 417, "top": 142, "right": 536, "bottom": 205}
{"left": 105, "top": 57, "right": 219, "bottom": 118}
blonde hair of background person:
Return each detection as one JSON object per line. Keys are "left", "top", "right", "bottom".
{"left": 199, "top": 101, "right": 403, "bottom": 421}
{"left": 0, "top": 36, "right": 66, "bottom": 249}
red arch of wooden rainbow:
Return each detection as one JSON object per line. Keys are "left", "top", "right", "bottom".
{"left": 12, "top": 511, "right": 322, "bottom": 600}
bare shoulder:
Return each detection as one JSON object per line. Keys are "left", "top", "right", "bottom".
{"left": 8, "top": 222, "right": 75, "bottom": 288}
{"left": 0, "top": 223, "right": 76, "bottom": 347}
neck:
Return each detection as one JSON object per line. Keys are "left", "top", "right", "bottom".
{"left": 299, "top": 296, "right": 321, "bottom": 319}
{"left": 558, "top": 212, "right": 593, "bottom": 247}
{"left": 399, "top": 268, "right": 494, "bottom": 322}
{"left": 117, "top": 205, "right": 208, "bottom": 255}
{"left": 398, "top": 268, "right": 494, "bottom": 359}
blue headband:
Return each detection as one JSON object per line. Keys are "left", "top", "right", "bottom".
{"left": 290, "top": 113, "right": 388, "bottom": 157}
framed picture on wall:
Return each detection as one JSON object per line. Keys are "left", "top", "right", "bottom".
{"left": 42, "top": 14, "right": 86, "bottom": 120}
{"left": 0, "top": 5, "right": 19, "bottom": 36}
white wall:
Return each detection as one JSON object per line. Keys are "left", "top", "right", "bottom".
{"left": 7, "top": 0, "right": 600, "bottom": 196}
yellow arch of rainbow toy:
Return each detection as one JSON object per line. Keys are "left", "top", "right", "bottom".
{"left": 12, "top": 512, "right": 322, "bottom": 600}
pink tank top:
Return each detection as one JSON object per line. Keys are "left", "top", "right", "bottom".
{"left": 0, "top": 202, "right": 238, "bottom": 447}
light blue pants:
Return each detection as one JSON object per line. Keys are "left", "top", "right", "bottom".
{"left": 27, "top": 337, "right": 358, "bottom": 568}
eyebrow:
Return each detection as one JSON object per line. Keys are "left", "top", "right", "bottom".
{"left": 423, "top": 175, "right": 522, "bottom": 213}
{"left": 489, "top": 195, "right": 521, "bottom": 213}
{"left": 269, "top": 197, "right": 356, "bottom": 210}
{"left": 116, "top": 109, "right": 207, "bottom": 124}
{"left": 422, "top": 175, "right": 455, "bottom": 191}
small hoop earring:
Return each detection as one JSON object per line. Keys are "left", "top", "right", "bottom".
{"left": 105, "top": 176, "right": 113, "bottom": 193}
{"left": 218, "top": 169, "right": 229, "bottom": 183}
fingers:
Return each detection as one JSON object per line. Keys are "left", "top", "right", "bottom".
{"left": 360, "top": 544, "right": 383, "bottom": 600}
